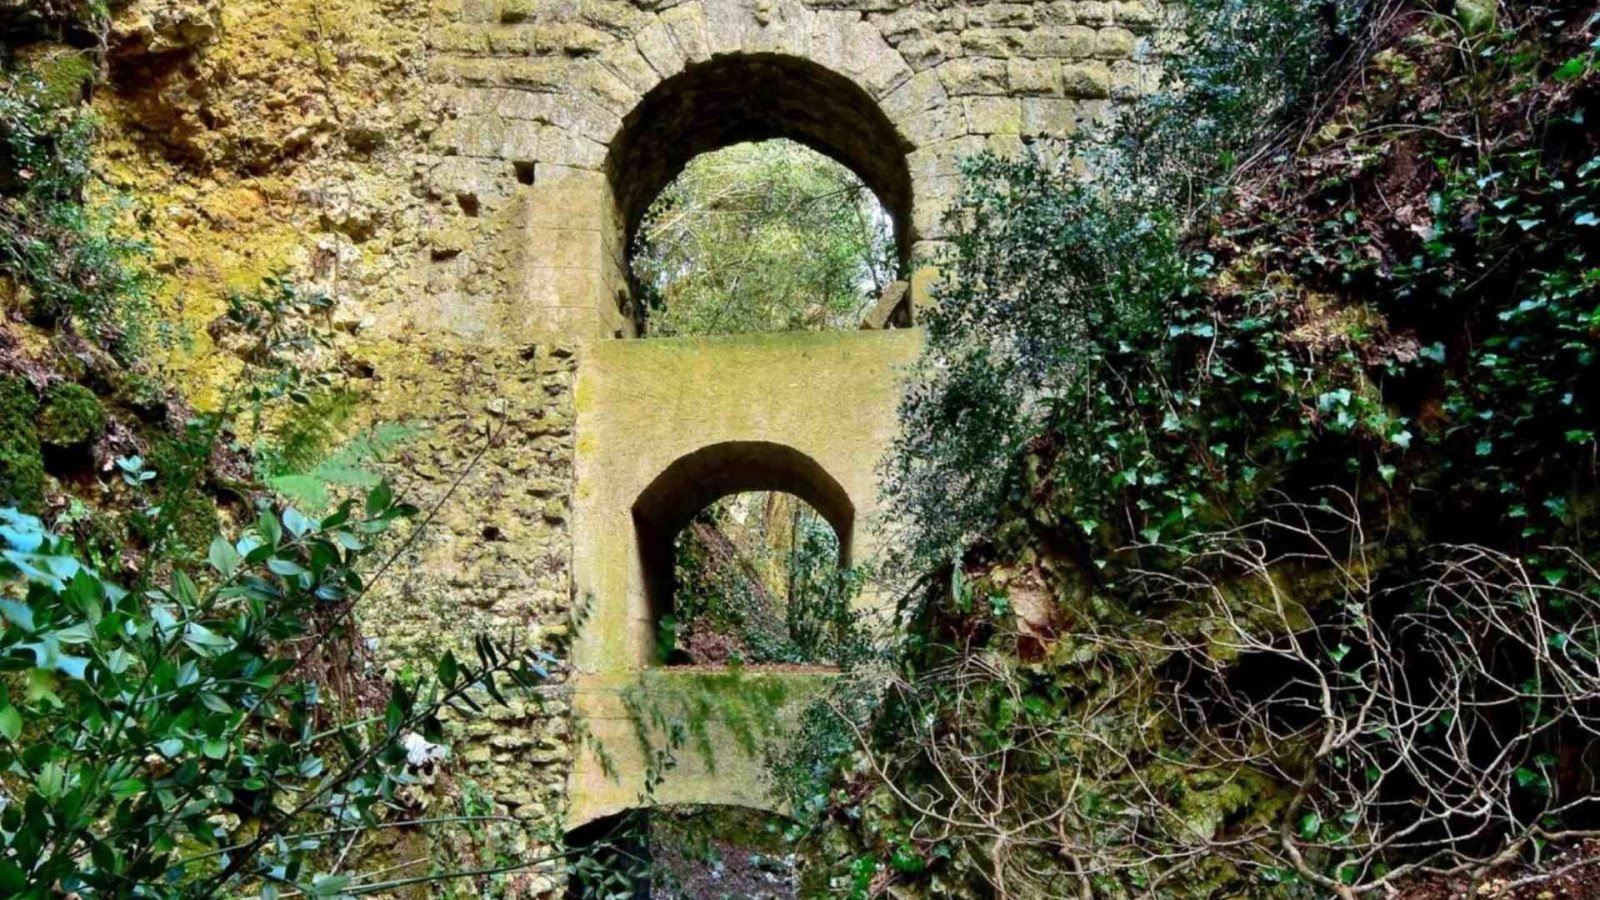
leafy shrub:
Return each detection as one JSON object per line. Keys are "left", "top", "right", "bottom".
{"left": 842, "top": 1, "right": 1600, "bottom": 896}
{"left": 0, "top": 484, "right": 557, "bottom": 897}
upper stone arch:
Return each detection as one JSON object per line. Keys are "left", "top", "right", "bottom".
{"left": 418, "top": 0, "right": 1165, "bottom": 340}
{"left": 605, "top": 53, "right": 915, "bottom": 262}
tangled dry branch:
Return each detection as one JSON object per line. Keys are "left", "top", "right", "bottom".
{"left": 847, "top": 494, "right": 1600, "bottom": 898}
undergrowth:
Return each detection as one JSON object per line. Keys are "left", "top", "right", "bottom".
{"left": 816, "top": 1, "right": 1600, "bottom": 897}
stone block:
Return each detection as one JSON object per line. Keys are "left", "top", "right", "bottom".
{"left": 969, "top": 3, "right": 1033, "bottom": 28}
{"left": 1113, "top": 0, "right": 1161, "bottom": 31}
{"left": 880, "top": 68, "right": 947, "bottom": 120}
{"left": 1036, "top": 1, "right": 1077, "bottom": 26}
{"left": 898, "top": 33, "right": 959, "bottom": 71}
{"left": 484, "top": 25, "right": 535, "bottom": 54}
{"left": 538, "top": 126, "right": 607, "bottom": 169}
{"left": 960, "top": 27, "right": 1024, "bottom": 57}
{"left": 962, "top": 96, "right": 1021, "bottom": 134}
{"left": 1007, "top": 59, "right": 1060, "bottom": 96}
{"left": 436, "top": 114, "right": 509, "bottom": 157}
{"left": 1061, "top": 62, "right": 1111, "bottom": 99}
{"left": 1095, "top": 26, "right": 1137, "bottom": 59}
{"left": 579, "top": 60, "right": 641, "bottom": 119}
{"left": 900, "top": 103, "right": 967, "bottom": 146}
{"left": 634, "top": 20, "right": 685, "bottom": 78}
{"left": 433, "top": 23, "right": 489, "bottom": 53}
{"left": 937, "top": 58, "right": 1008, "bottom": 95}
{"left": 498, "top": 59, "right": 568, "bottom": 90}
{"left": 502, "top": 119, "right": 541, "bottom": 159}
{"left": 598, "top": 42, "right": 660, "bottom": 94}
{"left": 499, "top": 0, "right": 535, "bottom": 23}
{"left": 1077, "top": 0, "right": 1113, "bottom": 25}
{"left": 660, "top": 1, "right": 710, "bottom": 63}
{"left": 1021, "top": 97, "right": 1078, "bottom": 137}
{"left": 906, "top": 134, "right": 986, "bottom": 183}
{"left": 1019, "top": 25, "right": 1096, "bottom": 59}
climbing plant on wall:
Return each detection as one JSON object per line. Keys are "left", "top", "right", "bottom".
{"left": 813, "top": 1, "right": 1600, "bottom": 897}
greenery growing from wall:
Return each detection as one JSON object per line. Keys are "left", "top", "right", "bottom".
{"left": 1, "top": 67, "right": 154, "bottom": 363}
{"left": 2, "top": 26, "right": 570, "bottom": 899}
{"left": 631, "top": 139, "right": 896, "bottom": 337}
{"left": 819, "top": 0, "right": 1600, "bottom": 896}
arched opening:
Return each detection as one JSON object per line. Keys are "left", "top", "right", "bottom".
{"left": 606, "top": 54, "right": 914, "bottom": 333}
{"left": 633, "top": 442, "right": 855, "bottom": 666}
{"left": 565, "top": 805, "right": 797, "bottom": 899}
{"left": 631, "top": 139, "right": 897, "bottom": 337}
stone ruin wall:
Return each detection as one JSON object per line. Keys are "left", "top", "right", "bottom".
{"left": 11, "top": 0, "right": 1180, "bottom": 891}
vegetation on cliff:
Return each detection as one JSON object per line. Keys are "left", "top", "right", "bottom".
{"left": 1, "top": 12, "right": 563, "bottom": 898}
{"left": 800, "top": 1, "right": 1600, "bottom": 897}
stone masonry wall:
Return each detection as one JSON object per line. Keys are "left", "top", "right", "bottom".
{"left": 13, "top": 0, "right": 1185, "bottom": 892}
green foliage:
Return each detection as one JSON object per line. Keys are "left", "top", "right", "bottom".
{"left": 0, "top": 71, "right": 155, "bottom": 362}
{"left": 667, "top": 493, "right": 867, "bottom": 665}
{"left": 260, "top": 391, "right": 421, "bottom": 510}
{"left": 0, "top": 483, "right": 556, "bottom": 897}
{"left": 217, "top": 276, "right": 420, "bottom": 510}
{"left": 887, "top": 0, "right": 1379, "bottom": 563}
{"left": 632, "top": 139, "right": 896, "bottom": 336}
{"left": 0, "top": 376, "right": 45, "bottom": 513}
{"left": 851, "top": 1, "right": 1600, "bottom": 897}
{"left": 37, "top": 380, "right": 106, "bottom": 447}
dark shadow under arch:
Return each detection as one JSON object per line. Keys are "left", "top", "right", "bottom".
{"left": 565, "top": 804, "right": 800, "bottom": 899}
{"left": 606, "top": 53, "right": 915, "bottom": 265}
{"left": 632, "top": 441, "right": 855, "bottom": 656}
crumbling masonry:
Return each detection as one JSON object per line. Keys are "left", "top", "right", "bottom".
{"left": 58, "top": 0, "right": 1178, "bottom": 889}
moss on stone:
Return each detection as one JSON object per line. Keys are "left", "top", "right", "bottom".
{"left": 128, "top": 437, "right": 221, "bottom": 553}
{"left": 17, "top": 46, "right": 95, "bottom": 110}
{"left": 38, "top": 381, "right": 106, "bottom": 447}
{"left": 0, "top": 377, "right": 45, "bottom": 513}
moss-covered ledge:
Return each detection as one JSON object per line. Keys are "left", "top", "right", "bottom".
{"left": 567, "top": 667, "right": 837, "bottom": 829}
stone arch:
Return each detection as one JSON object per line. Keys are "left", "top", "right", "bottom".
{"left": 605, "top": 53, "right": 916, "bottom": 266}
{"left": 631, "top": 440, "right": 854, "bottom": 652}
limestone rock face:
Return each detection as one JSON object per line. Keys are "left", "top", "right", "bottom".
{"left": 112, "top": 0, "right": 223, "bottom": 56}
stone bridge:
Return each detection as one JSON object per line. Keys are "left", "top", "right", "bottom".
{"left": 568, "top": 329, "right": 922, "bottom": 826}
{"left": 72, "top": 0, "right": 1173, "bottom": 876}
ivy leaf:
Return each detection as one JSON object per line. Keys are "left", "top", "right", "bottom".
{"left": 282, "top": 506, "right": 314, "bottom": 538}
{"left": 0, "top": 599, "right": 36, "bottom": 632}
{"left": 309, "top": 875, "right": 352, "bottom": 896}
{"left": 208, "top": 535, "right": 242, "bottom": 577}
{"left": 0, "top": 703, "right": 20, "bottom": 742}
{"left": 1298, "top": 811, "right": 1322, "bottom": 840}
{"left": 365, "top": 482, "right": 394, "bottom": 517}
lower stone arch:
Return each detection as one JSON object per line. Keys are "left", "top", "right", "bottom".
{"left": 631, "top": 440, "right": 855, "bottom": 657}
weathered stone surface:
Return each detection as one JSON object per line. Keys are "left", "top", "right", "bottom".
{"left": 84, "top": 0, "right": 1178, "bottom": 890}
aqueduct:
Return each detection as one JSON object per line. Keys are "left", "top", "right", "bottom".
{"left": 405, "top": 0, "right": 1168, "bottom": 844}
{"left": 61, "top": 0, "right": 1170, "bottom": 883}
